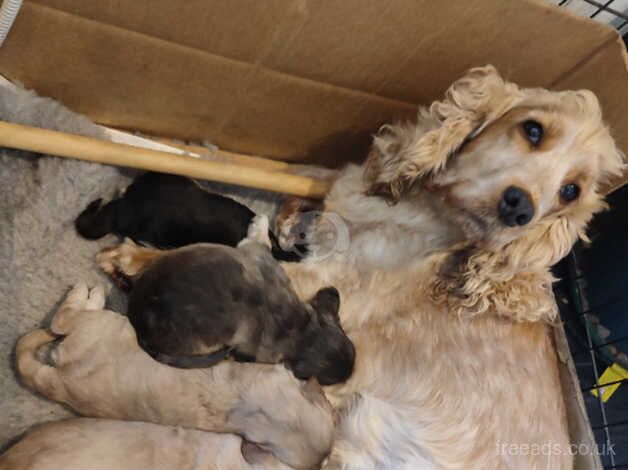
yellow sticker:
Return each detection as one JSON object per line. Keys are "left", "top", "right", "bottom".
{"left": 591, "top": 363, "right": 628, "bottom": 403}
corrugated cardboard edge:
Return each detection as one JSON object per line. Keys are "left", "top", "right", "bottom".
{"left": 553, "top": 322, "right": 603, "bottom": 470}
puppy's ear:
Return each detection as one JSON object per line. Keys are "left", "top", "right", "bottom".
{"left": 364, "top": 65, "right": 523, "bottom": 201}
{"left": 241, "top": 441, "right": 278, "bottom": 466}
{"left": 300, "top": 377, "right": 332, "bottom": 410}
{"left": 309, "top": 286, "right": 341, "bottom": 320}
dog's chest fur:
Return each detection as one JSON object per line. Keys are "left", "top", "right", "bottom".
{"left": 316, "top": 165, "right": 465, "bottom": 271}
{"left": 281, "top": 166, "right": 571, "bottom": 468}
{"left": 331, "top": 304, "right": 567, "bottom": 468}
{"left": 300, "top": 260, "right": 567, "bottom": 468}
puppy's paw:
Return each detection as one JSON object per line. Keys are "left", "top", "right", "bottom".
{"left": 246, "top": 215, "right": 271, "bottom": 248}
{"left": 96, "top": 243, "right": 135, "bottom": 290}
{"left": 65, "top": 282, "right": 90, "bottom": 305}
{"left": 96, "top": 245, "right": 122, "bottom": 275}
{"left": 97, "top": 239, "right": 141, "bottom": 274}
{"left": 51, "top": 282, "right": 91, "bottom": 334}
{"left": 85, "top": 284, "right": 106, "bottom": 310}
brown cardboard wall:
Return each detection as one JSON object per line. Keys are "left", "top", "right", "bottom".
{"left": 0, "top": 0, "right": 626, "bottom": 173}
{"left": 26, "top": 0, "right": 620, "bottom": 101}
{"left": 0, "top": 2, "right": 421, "bottom": 165}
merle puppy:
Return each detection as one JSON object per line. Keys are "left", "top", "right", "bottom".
{"left": 120, "top": 215, "right": 354, "bottom": 386}
{"left": 75, "top": 172, "right": 306, "bottom": 261}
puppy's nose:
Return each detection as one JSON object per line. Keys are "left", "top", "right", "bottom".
{"left": 498, "top": 186, "right": 534, "bottom": 227}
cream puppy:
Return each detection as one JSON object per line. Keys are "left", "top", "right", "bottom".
{"left": 15, "top": 283, "right": 333, "bottom": 469}
{"left": 0, "top": 418, "right": 291, "bottom": 470}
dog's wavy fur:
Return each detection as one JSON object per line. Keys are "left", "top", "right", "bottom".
{"left": 13, "top": 66, "right": 623, "bottom": 469}
{"left": 279, "top": 65, "right": 623, "bottom": 468}
{"left": 356, "top": 65, "right": 623, "bottom": 324}
{"left": 364, "top": 66, "right": 523, "bottom": 200}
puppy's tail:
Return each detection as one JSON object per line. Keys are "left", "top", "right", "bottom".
{"left": 75, "top": 198, "right": 119, "bottom": 240}
{"left": 15, "top": 329, "right": 66, "bottom": 402}
{"left": 153, "top": 346, "right": 233, "bottom": 369}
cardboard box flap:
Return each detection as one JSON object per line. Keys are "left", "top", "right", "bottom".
{"left": 0, "top": 1, "right": 626, "bottom": 176}
{"left": 31, "top": 0, "right": 297, "bottom": 65}
{"left": 30, "top": 0, "right": 619, "bottom": 102}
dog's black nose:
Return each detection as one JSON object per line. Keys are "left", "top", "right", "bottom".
{"left": 498, "top": 186, "right": 534, "bottom": 227}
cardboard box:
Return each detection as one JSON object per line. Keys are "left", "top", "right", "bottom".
{"left": 0, "top": 2, "right": 626, "bottom": 468}
{"left": 0, "top": 1, "right": 626, "bottom": 180}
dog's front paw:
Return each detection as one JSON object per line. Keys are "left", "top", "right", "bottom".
{"left": 275, "top": 198, "right": 322, "bottom": 252}
{"left": 276, "top": 211, "right": 300, "bottom": 251}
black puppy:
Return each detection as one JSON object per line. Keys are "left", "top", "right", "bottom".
{"left": 126, "top": 215, "right": 355, "bottom": 386}
{"left": 75, "top": 172, "right": 306, "bottom": 261}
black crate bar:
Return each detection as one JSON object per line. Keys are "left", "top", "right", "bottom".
{"left": 566, "top": 251, "right": 618, "bottom": 469}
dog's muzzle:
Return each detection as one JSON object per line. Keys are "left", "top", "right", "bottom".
{"left": 498, "top": 186, "right": 534, "bottom": 227}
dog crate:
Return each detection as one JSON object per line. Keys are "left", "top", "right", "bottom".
{"left": 554, "top": 183, "right": 628, "bottom": 470}
{"left": 550, "top": 4, "right": 628, "bottom": 469}
{"left": 552, "top": 0, "right": 628, "bottom": 34}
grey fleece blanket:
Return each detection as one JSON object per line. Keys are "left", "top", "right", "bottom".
{"left": 0, "top": 85, "right": 282, "bottom": 448}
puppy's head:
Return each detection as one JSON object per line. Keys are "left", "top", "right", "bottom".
{"left": 289, "top": 287, "right": 355, "bottom": 386}
{"left": 365, "top": 65, "right": 624, "bottom": 272}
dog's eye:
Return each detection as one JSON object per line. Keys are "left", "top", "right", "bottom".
{"left": 522, "top": 120, "right": 543, "bottom": 146}
{"left": 560, "top": 183, "right": 580, "bottom": 203}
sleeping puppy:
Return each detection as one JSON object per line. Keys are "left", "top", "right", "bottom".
{"left": 75, "top": 171, "right": 307, "bottom": 261}
{"left": 0, "top": 418, "right": 291, "bottom": 470}
{"left": 15, "top": 283, "right": 334, "bottom": 469}
{"left": 116, "top": 215, "right": 355, "bottom": 386}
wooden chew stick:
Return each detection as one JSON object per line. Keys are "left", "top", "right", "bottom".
{"left": 149, "top": 136, "right": 292, "bottom": 171}
{"left": 0, "top": 120, "right": 330, "bottom": 199}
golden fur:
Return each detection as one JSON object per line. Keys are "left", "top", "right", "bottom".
{"left": 279, "top": 65, "right": 623, "bottom": 468}
{"left": 14, "top": 283, "right": 333, "bottom": 469}
{"left": 12, "top": 65, "right": 624, "bottom": 469}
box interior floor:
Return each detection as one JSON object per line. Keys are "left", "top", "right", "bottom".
{"left": 0, "top": 84, "right": 284, "bottom": 451}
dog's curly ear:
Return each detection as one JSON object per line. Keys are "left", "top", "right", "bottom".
{"left": 431, "top": 199, "right": 604, "bottom": 322}
{"left": 364, "top": 65, "right": 523, "bottom": 201}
